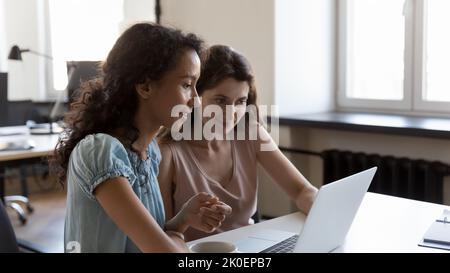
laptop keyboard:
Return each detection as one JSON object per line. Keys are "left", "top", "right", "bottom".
{"left": 260, "top": 235, "right": 299, "bottom": 253}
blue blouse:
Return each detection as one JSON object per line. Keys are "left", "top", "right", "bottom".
{"left": 64, "top": 133, "right": 165, "bottom": 253}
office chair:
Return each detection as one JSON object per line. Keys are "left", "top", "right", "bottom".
{"left": 0, "top": 197, "right": 19, "bottom": 252}
{"left": 0, "top": 200, "right": 42, "bottom": 253}
{"left": 3, "top": 166, "right": 34, "bottom": 224}
{"left": 66, "top": 61, "right": 102, "bottom": 103}
{"left": 1, "top": 165, "right": 34, "bottom": 225}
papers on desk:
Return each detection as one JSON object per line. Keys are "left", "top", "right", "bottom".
{"left": 0, "top": 139, "right": 35, "bottom": 152}
{"left": 0, "top": 131, "right": 26, "bottom": 137}
{"left": 419, "top": 210, "right": 450, "bottom": 251}
{"left": 27, "top": 122, "right": 63, "bottom": 135}
{"left": 0, "top": 126, "right": 27, "bottom": 136}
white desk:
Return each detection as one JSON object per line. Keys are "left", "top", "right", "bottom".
{"left": 189, "top": 192, "right": 450, "bottom": 253}
{"left": 0, "top": 126, "right": 59, "bottom": 161}
{"left": 0, "top": 126, "right": 59, "bottom": 198}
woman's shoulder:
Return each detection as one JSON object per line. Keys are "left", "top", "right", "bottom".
{"left": 72, "top": 133, "right": 129, "bottom": 163}
{"left": 68, "top": 133, "right": 137, "bottom": 200}
{"left": 159, "top": 139, "right": 189, "bottom": 153}
{"left": 76, "top": 132, "right": 124, "bottom": 149}
{"left": 157, "top": 140, "right": 193, "bottom": 167}
{"left": 232, "top": 137, "right": 259, "bottom": 155}
{"left": 156, "top": 140, "right": 180, "bottom": 161}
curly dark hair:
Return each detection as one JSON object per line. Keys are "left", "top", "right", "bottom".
{"left": 50, "top": 23, "right": 203, "bottom": 185}
{"left": 158, "top": 45, "right": 258, "bottom": 143}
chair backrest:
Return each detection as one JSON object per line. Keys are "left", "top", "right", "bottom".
{"left": 0, "top": 201, "right": 19, "bottom": 253}
{"left": 66, "top": 61, "right": 102, "bottom": 103}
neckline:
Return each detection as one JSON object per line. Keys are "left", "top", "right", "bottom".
{"left": 107, "top": 132, "right": 152, "bottom": 163}
{"left": 186, "top": 140, "right": 236, "bottom": 188}
{"left": 126, "top": 141, "right": 152, "bottom": 163}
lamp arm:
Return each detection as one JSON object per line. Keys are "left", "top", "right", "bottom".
{"left": 26, "top": 49, "right": 53, "bottom": 60}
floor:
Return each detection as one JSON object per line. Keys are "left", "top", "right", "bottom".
{"left": 7, "top": 191, "right": 66, "bottom": 253}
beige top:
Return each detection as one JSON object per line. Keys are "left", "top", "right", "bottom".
{"left": 167, "top": 139, "right": 258, "bottom": 241}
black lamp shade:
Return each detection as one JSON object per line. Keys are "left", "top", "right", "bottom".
{"left": 8, "top": 45, "right": 23, "bottom": 61}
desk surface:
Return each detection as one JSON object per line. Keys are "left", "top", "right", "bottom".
{"left": 189, "top": 193, "right": 450, "bottom": 253}
{"left": 0, "top": 126, "right": 59, "bottom": 161}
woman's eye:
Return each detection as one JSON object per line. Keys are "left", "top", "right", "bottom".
{"left": 183, "top": 83, "right": 192, "bottom": 89}
{"left": 215, "top": 99, "right": 226, "bottom": 104}
{"left": 237, "top": 99, "right": 247, "bottom": 105}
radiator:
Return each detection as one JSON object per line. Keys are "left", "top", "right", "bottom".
{"left": 322, "top": 150, "right": 450, "bottom": 204}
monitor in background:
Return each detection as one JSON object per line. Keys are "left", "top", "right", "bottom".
{"left": 66, "top": 61, "right": 102, "bottom": 103}
{"left": 0, "top": 73, "right": 46, "bottom": 128}
{"left": 1, "top": 100, "right": 35, "bottom": 127}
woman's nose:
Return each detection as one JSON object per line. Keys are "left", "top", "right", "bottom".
{"left": 228, "top": 104, "right": 236, "bottom": 116}
{"left": 188, "top": 96, "right": 201, "bottom": 109}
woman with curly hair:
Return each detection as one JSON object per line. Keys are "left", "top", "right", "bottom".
{"left": 51, "top": 23, "right": 231, "bottom": 253}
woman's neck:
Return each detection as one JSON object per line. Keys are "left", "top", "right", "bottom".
{"left": 130, "top": 107, "right": 161, "bottom": 160}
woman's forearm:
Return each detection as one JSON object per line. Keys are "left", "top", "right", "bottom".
{"left": 165, "top": 213, "right": 189, "bottom": 234}
{"left": 167, "top": 233, "right": 188, "bottom": 252}
{"left": 295, "top": 184, "right": 318, "bottom": 215}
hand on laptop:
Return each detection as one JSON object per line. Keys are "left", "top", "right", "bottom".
{"left": 174, "top": 192, "right": 232, "bottom": 234}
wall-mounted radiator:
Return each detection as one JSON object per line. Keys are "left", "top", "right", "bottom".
{"left": 279, "top": 147, "right": 450, "bottom": 204}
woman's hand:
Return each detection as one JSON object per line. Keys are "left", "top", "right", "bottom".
{"left": 166, "top": 192, "right": 232, "bottom": 234}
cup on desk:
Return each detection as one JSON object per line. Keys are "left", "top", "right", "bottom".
{"left": 189, "top": 241, "right": 238, "bottom": 253}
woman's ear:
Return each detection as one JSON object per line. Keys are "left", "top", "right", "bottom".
{"left": 135, "top": 82, "right": 153, "bottom": 99}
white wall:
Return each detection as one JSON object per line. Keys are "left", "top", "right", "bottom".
{"left": 275, "top": 0, "right": 335, "bottom": 116}
{"left": 3, "top": 0, "right": 45, "bottom": 101}
{"left": 121, "top": 0, "right": 156, "bottom": 32}
{"left": 161, "top": 0, "right": 276, "bottom": 107}
{"left": 0, "top": 0, "right": 7, "bottom": 72}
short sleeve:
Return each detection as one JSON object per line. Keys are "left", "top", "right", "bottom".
{"left": 69, "top": 134, "right": 137, "bottom": 200}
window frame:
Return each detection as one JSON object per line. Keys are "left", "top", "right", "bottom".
{"left": 43, "top": 0, "right": 60, "bottom": 101}
{"left": 338, "top": 0, "right": 450, "bottom": 115}
{"left": 43, "top": 0, "right": 124, "bottom": 101}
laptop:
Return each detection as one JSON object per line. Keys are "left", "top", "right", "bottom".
{"left": 236, "top": 167, "right": 377, "bottom": 253}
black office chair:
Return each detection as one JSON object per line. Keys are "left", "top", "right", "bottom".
{"left": 3, "top": 165, "right": 34, "bottom": 224}
{"left": 66, "top": 61, "right": 103, "bottom": 103}
{"left": 0, "top": 198, "right": 19, "bottom": 252}
{"left": 0, "top": 200, "right": 42, "bottom": 253}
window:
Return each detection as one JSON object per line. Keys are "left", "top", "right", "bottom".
{"left": 339, "top": 0, "right": 450, "bottom": 114}
{"left": 47, "top": 0, "right": 124, "bottom": 92}
{"left": 423, "top": 0, "right": 450, "bottom": 102}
